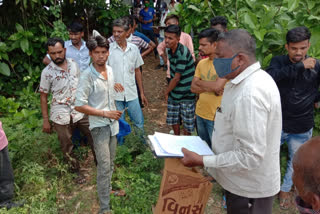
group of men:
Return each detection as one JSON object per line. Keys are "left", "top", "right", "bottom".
{"left": 1, "top": 4, "right": 319, "bottom": 213}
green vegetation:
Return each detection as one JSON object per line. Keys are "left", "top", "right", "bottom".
{"left": 0, "top": 0, "right": 319, "bottom": 213}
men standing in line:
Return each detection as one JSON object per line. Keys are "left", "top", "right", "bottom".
{"left": 157, "top": 14, "right": 195, "bottom": 83}
{"left": 39, "top": 38, "right": 93, "bottom": 184}
{"left": 75, "top": 35, "right": 122, "bottom": 214}
{"left": 191, "top": 28, "right": 227, "bottom": 147}
{"left": 266, "top": 26, "right": 320, "bottom": 210}
{"left": 43, "top": 21, "right": 90, "bottom": 71}
{"left": 181, "top": 29, "right": 282, "bottom": 214}
{"left": 292, "top": 137, "right": 320, "bottom": 214}
{"left": 210, "top": 16, "right": 228, "bottom": 33}
{"left": 164, "top": 25, "right": 195, "bottom": 136}
{"left": 107, "top": 18, "right": 147, "bottom": 143}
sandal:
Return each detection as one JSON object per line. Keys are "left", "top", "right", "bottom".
{"left": 279, "top": 197, "right": 290, "bottom": 210}
{"left": 74, "top": 172, "right": 86, "bottom": 184}
{"left": 110, "top": 189, "right": 126, "bottom": 196}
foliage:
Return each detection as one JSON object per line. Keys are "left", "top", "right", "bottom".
{"left": 175, "top": 0, "right": 320, "bottom": 68}
{"left": 0, "top": 0, "right": 130, "bottom": 95}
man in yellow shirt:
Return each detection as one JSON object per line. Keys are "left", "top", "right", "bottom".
{"left": 191, "top": 28, "right": 227, "bottom": 147}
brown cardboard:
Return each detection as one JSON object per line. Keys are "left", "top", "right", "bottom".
{"left": 154, "top": 158, "right": 213, "bottom": 214}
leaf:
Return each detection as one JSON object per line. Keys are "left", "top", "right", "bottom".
{"left": 15, "top": 0, "right": 20, "bottom": 4}
{"left": 16, "top": 23, "right": 24, "bottom": 32}
{"left": 184, "top": 24, "right": 192, "bottom": 34}
{"left": 0, "top": 62, "right": 10, "bottom": 76}
{"left": 287, "top": 0, "right": 300, "bottom": 12}
{"left": 243, "top": 12, "right": 258, "bottom": 30}
{"left": 20, "top": 38, "right": 29, "bottom": 53}
{"left": 187, "top": 5, "right": 201, "bottom": 13}
{"left": 254, "top": 29, "right": 267, "bottom": 42}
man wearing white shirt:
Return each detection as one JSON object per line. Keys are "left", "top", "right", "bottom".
{"left": 107, "top": 17, "right": 148, "bottom": 144}
{"left": 181, "top": 29, "right": 282, "bottom": 214}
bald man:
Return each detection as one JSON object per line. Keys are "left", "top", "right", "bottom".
{"left": 293, "top": 137, "right": 320, "bottom": 214}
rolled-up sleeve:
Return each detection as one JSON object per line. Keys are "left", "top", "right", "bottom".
{"left": 204, "top": 93, "right": 268, "bottom": 172}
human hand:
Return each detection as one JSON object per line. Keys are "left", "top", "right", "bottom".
{"left": 303, "top": 58, "right": 316, "bottom": 69}
{"left": 114, "top": 83, "right": 124, "bottom": 92}
{"left": 42, "top": 119, "right": 51, "bottom": 133}
{"left": 215, "top": 88, "right": 224, "bottom": 96}
{"left": 181, "top": 148, "right": 204, "bottom": 167}
{"left": 104, "top": 110, "right": 122, "bottom": 120}
{"left": 141, "top": 93, "right": 148, "bottom": 107}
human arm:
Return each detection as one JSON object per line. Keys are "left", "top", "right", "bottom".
{"left": 42, "top": 55, "right": 51, "bottom": 65}
{"left": 157, "top": 41, "right": 167, "bottom": 64}
{"left": 135, "top": 67, "right": 148, "bottom": 106}
{"left": 164, "top": 72, "right": 181, "bottom": 102}
{"left": 202, "top": 94, "right": 270, "bottom": 172}
{"left": 74, "top": 71, "right": 122, "bottom": 120}
{"left": 266, "top": 56, "right": 306, "bottom": 82}
{"left": 75, "top": 105, "right": 122, "bottom": 120}
{"left": 141, "top": 45, "right": 154, "bottom": 58}
{"left": 40, "top": 92, "right": 51, "bottom": 133}
{"left": 191, "top": 76, "right": 227, "bottom": 95}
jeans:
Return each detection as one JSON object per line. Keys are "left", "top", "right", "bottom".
{"left": 116, "top": 98, "right": 145, "bottom": 143}
{"left": 157, "top": 37, "right": 164, "bottom": 65}
{"left": 91, "top": 126, "right": 117, "bottom": 214}
{"left": 280, "top": 128, "right": 313, "bottom": 192}
{"left": 196, "top": 115, "right": 214, "bottom": 148}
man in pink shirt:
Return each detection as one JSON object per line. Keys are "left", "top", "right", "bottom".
{"left": 0, "top": 122, "right": 22, "bottom": 209}
{"left": 157, "top": 14, "right": 195, "bottom": 83}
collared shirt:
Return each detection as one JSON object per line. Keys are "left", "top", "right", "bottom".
{"left": 157, "top": 32, "right": 195, "bottom": 78}
{"left": 107, "top": 42, "right": 144, "bottom": 101}
{"left": 0, "top": 121, "right": 8, "bottom": 151}
{"left": 168, "top": 43, "right": 195, "bottom": 102}
{"left": 65, "top": 40, "right": 90, "bottom": 71}
{"left": 39, "top": 58, "right": 84, "bottom": 125}
{"left": 266, "top": 55, "right": 320, "bottom": 134}
{"left": 46, "top": 40, "right": 90, "bottom": 71}
{"left": 203, "top": 62, "right": 282, "bottom": 198}
{"left": 107, "top": 35, "right": 149, "bottom": 51}
{"left": 75, "top": 64, "right": 119, "bottom": 136}
{"left": 296, "top": 197, "right": 320, "bottom": 214}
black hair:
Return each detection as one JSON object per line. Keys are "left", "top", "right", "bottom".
{"left": 217, "top": 29, "right": 256, "bottom": 59}
{"left": 286, "top": 26, "right": 311, "bottom": 44}
{"left": 86, "top": 35, "right": 109, "bottom": 52}
{"left": 126, "top": 15, "right": 136, "bottom": 27}
{"left": 112, "top": 17, "right": 130, "bottom": 32}
{"left": 46, "top": 37, "right": 64, "bottom": 50}
{"left": 164, "top": 25, "right": 181, "bottom": 37}
{"left": 198, "top": 28, "right": 220, "bottom": 43}
{"left": 68, "top": 21, "right": 84, "bottom": 32}
{"left": 210, "top": 16, "right": 228, "bottom": 29}
{"left": 165, "top": 14, "right": 179, "bottom": 24}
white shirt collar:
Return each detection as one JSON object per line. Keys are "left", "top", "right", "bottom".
{"left": 231, "top": 61, "right": 261, "bottom": 85}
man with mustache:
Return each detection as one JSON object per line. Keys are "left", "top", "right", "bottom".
{"left": 39, "top": 37, "right": 93, "bottom": 184}
{"left": 266, "top": 26, "right": 320, "bottom": 210}
{"left": 107, "top": 18, "right": 147, "bottom": 144}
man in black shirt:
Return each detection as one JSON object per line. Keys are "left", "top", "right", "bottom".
{"left": 266, "top": 26, "right": 320, "bottom": 210}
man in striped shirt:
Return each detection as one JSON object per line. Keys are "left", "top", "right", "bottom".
{"left": 164, "top": 25, "right": 196, "bottom": 136}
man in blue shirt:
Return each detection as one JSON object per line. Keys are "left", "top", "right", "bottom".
{"left": 139, "top": 0, "right": 156, "bottom": 48}
{"left": 42, "top": 21, "right": 90, "bottom": 71}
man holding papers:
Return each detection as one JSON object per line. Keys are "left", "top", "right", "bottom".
{"left": 181, "top": 30, "right": 282, "bottom": 214}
